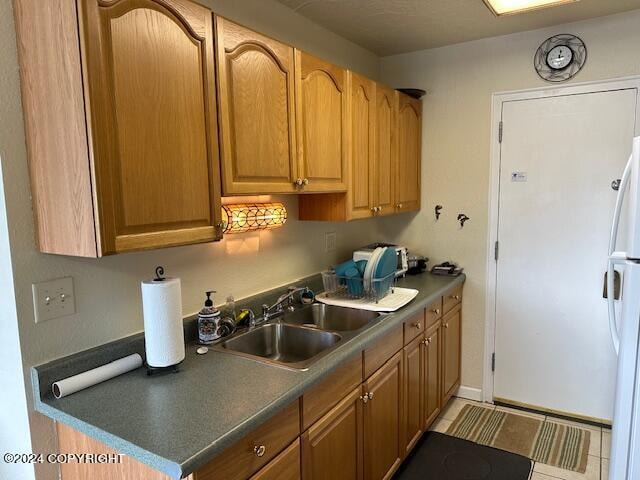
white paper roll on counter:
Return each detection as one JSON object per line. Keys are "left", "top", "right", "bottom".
{"left": 141, "top": 275, "right": 185, "bottom": 368}
{"left": 52, "top": 354, "right": 143, "bottom": 399}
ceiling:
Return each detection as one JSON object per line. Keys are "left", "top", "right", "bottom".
{"left": 275, "top": 0, "right": 640, "bottom": 55}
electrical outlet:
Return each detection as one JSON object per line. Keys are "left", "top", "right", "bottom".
{"left": 325, "top": 231, "right": 337, "bottom": 252}
{"left": 32, "top": 277, "right": 76, "bottom": 323}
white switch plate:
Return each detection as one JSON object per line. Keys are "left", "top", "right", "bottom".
{"left": 325, "top": 231, "right": 337, "bottom": 252}
{"left": 32, "top": 277, "right": 75, "bottom": 323}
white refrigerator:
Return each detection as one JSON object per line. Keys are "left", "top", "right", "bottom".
{"left": 608, "top": 136, "right": 640, "bottom": 479}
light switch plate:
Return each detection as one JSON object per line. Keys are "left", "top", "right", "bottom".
{"left": 32, "top": 277, "right": 75, "bottom": 323}
{"left": 325, "top": 231, "right": 337, "bottom": 252}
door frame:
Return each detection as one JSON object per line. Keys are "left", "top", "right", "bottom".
{"left": 483, "top": 75, "right": 640, "bottom": 403}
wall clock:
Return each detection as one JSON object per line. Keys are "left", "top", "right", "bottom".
{"left": 534, "top": 34, "right": 586, "bottom": 82}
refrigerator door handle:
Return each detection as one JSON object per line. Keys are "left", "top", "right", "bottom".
{"left": 607, "top": 154, "right": 634, "bottom": 356}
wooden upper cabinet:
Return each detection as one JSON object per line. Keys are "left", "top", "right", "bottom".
{"left": 295, "top": 51, "right": 349, "bottom": 192}
{"left": 349, "top": 73, "right": 376, "bottom": 219}
{"left": 395, "top": 93, "right": 422, "bottom": 213}
{"left": 79, "top": 0, "right": 222, "bottom": 254}
{"left": 215, "top": 18, "right": 298, "bottom": 194}
{"left": 16, "top": 0, "right": 223, "bottom": 256}
{"left": 375, "top": 85, "right": 398, "bottom": 216}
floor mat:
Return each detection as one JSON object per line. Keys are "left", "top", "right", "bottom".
{"left": 447, "top": 404, "right": 590, "bottom": 473}
{"left": 394, "top": 432, "right": 532, "bottom": 480}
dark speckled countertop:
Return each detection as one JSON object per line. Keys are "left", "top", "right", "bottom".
{"left": 32, "top": 272, "right": 465, "bottom": 479}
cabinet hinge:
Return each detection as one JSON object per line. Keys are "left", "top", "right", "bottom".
{"left": 491, "top": 353, "right": 496, "bottom": 372}
{"left": 498, "top": 121, "right": 503, "bottom": 143}
{"left": 494, "top": 241, "right": 499, "bottom": 261}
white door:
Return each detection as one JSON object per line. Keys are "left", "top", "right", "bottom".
{"left": 494, "top": 89, "right": 637, "bottom": 421}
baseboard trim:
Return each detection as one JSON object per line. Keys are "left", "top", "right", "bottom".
{"left": 455, "top": 385, "right": 483, "bottom": 402}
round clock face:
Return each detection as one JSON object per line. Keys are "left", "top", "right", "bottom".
{"left": 546, "top": 45, "right": 573, "bottom": 70}
{"left": 534, "top": 34, "right": 586, "bottom": 82}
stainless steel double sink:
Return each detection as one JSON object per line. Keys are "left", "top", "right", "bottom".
{"left": 213, "top": 304, "right": 382, "bottom": 369}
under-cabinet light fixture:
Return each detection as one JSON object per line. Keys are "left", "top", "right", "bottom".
{"left": 482, "top": 0, "right": 579, "bottom": 16}
{"left": 221, "top": 203, "right": 287, "bottom": 234}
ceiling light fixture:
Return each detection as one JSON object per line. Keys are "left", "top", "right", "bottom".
{"left": 483, "top": 0, "right": 579, "bottom": 16}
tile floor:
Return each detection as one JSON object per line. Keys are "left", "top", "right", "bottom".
{"left": 431, "top": 397, "right": 612, "bottom": 480}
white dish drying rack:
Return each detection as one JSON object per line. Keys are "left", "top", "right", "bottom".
{"left": 321, "top": 270, "right": 396, "bottom": 303}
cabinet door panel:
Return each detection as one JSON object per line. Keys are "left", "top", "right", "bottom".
{"left": 79, "top": 0, "right": 221, "bottom": 254}
{"left": 442, "top": 305, "right": 462, "bottom": 404}
{"left": 216, "top": 18, "right": 297, "bottom": 194}
{"left": 250, "top": 439, "right": 300, "bottom": 480}
{"left": 349, "top": 73, "right": 375, "bottom": 219}
{"left": 395, "top": 93, "right": 421, "bottom": 213}
{"left": 375, "top": 85, "right": 397, "bottom": 215}
{"left": 364, "top": 351, "right": 403, "bottom": 480}
{"left": 403, "top": 336, "right": 423, "bottom": 455}
{"left": 296, "top": 51, "right": 348, "bottom": 192}
{"left": 302, "top": 387, "right": 363, "bottom": 480}
{"left": 424, "top": 323, "right": 441, "bottom": 428}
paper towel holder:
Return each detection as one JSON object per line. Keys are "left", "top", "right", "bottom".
{"left": 145, "top": 265, "right": 183, "bottom": 376}
{"left": 154, "top": 266, "right": 165, "bottom": 281}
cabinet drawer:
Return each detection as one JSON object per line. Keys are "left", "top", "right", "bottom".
{"left": 364, "top": 326, "right": 403, "bottom": 379}
{"left": 301, "top": 354, "right": 362, "bottom": 430}
{"left": 403, "top": 309, "right": 425, "bottom": 345}
{"left": 425, "top": 298, "right": 443, "bottom": 328}
{"left": 194, "top": 401, "right": 300, "bottom": 480}
{"left": 443, "top": 285, "right": 463, "bottom": 314}
{"left": 249, "top": 439, "right": 300, "bottom": 480}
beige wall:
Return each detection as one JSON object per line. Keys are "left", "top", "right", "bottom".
{"left": 0, "top": 1, "right": 380, "bottom": 479}
{"left": 379, "top": 10, "right": 640, "bottom": 393}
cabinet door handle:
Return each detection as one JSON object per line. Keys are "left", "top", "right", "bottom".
{"left": 253, "top": 445, "right": 266, "bottom": 457}
{"left": 413, "top": 322, "right": 422, "bottom": 329}
{"left": 360, "top": 394, "right": 369, "bottom": 404}
{"left": 294, "top": 178, "right": 303, "bottom": 186}
{"left": 452, "top": 294, "right": 461, "bottom": 300}
{"left": 444, "top": 323, "right": 449, "bottom": 329}
{"left": 427, "top": 336, "right": 432, "bottom": 344}
{"left": 302, "top": 178, "right": 309, "bottom": 185}
{"left": 396, "top": 203, "right": 403, "bottom": 209}
{"left": 371, "top": 206, "right": 379, "bottom": 213}
{"left": 432, "top": 308, "right": 440, "bottom": 315}
{"left": 367, "top": 392, "right": 374, "bottom": 400}
{"left": 378, "top": 205, "right": 383, "bottom": 212}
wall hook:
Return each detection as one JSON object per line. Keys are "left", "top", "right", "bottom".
{"left": 457, "top": 214, "right": 470, "bottom": 228}
{"left": 435, "top": 205, "right": 443, "bottom": 221}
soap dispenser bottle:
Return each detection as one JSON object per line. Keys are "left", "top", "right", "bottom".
{"left": 198, "top": 291, "right": 220, "bottom": 345}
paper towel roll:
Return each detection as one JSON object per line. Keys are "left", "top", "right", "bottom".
{"left": 141, "top": 277, "right": 185, "bottom": 368}
{"left": 52, "top": 354, "right": 143, "bottom": 399}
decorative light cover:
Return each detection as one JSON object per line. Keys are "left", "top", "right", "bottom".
{"left": 483, "top": 0, "right": 578, "bottom": 16}
{"left": 221, "top": 203, "right": 287, "bottom": 234}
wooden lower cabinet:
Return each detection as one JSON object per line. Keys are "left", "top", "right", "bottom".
{"left": 403, "top": 335, "right": 423, "bottom": 455}
{"left": 301, "top": 386, "right": 364, "bottom": 480}
{"left": 250, "top": 440, "right": 300, "bottom": 480}
{"left": 363, "top": 351, "right": 403, "bottom": 480}
{"left": 442, "top": 304, "right": 462, "bottom": 405}
{"left": 424, "top": 322, "right": 441, "bottom": 428}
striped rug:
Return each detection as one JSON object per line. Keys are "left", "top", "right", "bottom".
{"left": 447, "top": 404, "right": 590, "bottom": 473}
